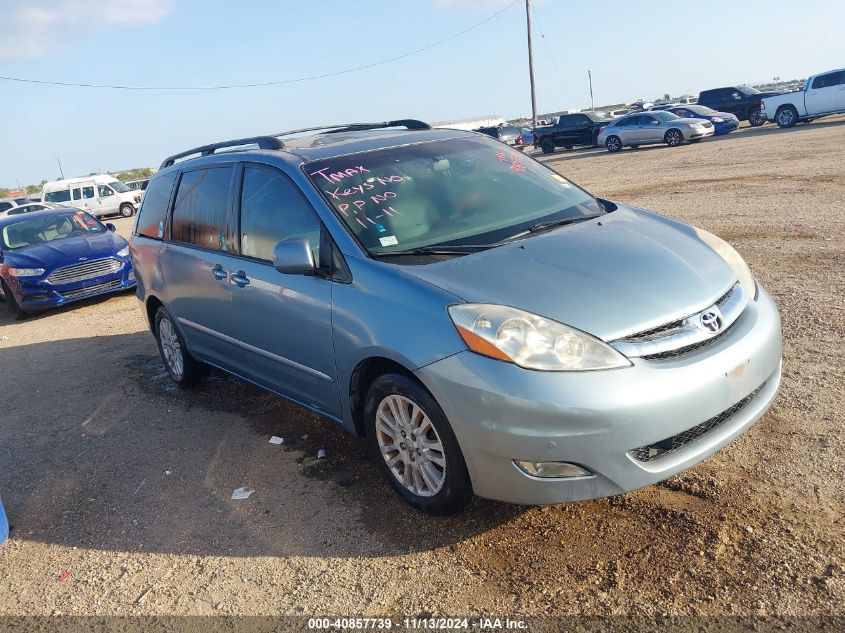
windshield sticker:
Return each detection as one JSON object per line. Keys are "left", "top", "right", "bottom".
{"left": 379, "top": 235, "right": 398, "bottom": 247}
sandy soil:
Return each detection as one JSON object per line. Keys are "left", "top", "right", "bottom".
{"left": 0, "top": 119, "right": 843, "bottom": 627}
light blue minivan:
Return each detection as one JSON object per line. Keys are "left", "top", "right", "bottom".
{"left": 130, "top": 120, "right": 782, "bottom": 514}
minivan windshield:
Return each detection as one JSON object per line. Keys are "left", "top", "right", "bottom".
{"left": 109, "top": 180, "right": 131, "bottom": 193}
{"left": 305, "top": 137, "right": 602, "bottom": 255}
{"left": 1, "top": 210, "right": 105, "bottom": 250}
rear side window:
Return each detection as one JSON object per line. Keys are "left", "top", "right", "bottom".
{"left": 135, "top": 172, "right": 177, "bottom": 239}
{"left": 0, "top": 202, "right": 13, "bottom": 212}
{"left": 45, "top": 190, "right": 72, "bottom": 203}
{"left": 171, "top": 167, "right": 233, "bottom": 251}
{"left": 239, "top": 166, "right": 321, "bottom": 262}
{"left": 811, "top": 71, "right": 844, "bottom": 89}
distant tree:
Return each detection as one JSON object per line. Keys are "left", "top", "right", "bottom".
{"left": 0, "top": 188, "right": 11, "bottom": 198}
{"left": 115, "top": 167, "right": 154, "bottom": 182}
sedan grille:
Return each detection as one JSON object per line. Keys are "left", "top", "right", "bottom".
{"left": 60, "top": 279, "right": 122, "bottom": 301}
{"left": 629, "top": 382, "right": 766, "bottom": 463}
{"left": 47, "top": 258, "right": 123, "bottom": 285}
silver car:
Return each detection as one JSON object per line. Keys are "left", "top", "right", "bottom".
{"left": 131, "top": 121, "right": 781, "bottom": 514}
{"left": 597, "top": 111, "right": 715, "bottom": 152}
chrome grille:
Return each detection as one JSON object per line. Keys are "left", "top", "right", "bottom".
{"left": 612, "top": 284, "right": 746, "bottom": 360}
{"left": 629, "top": 382, "right": 766, "bottom": 463}
{"left": 47, "top": 258, "right": 122, "bottom": 285}
{"left": 60, "top": 279, "right": 122, "bottom": 301}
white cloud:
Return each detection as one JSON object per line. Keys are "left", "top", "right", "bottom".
{"left": 0, "top": 0, "right": 172, "bottom": 61}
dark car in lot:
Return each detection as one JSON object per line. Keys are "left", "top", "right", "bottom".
{"left": 697, "top": 86, "right": 782, "bottom": 127}
{"left": 666, "top": 104, "right": 739, "bottom": 135}
{"left": 474, "top": 125, "right": 525, "bottom": 150}
{"left": 534, "top": 112, "right": 611, "bottom": 154}
{"left": 0, "top": 208, "right": 135, "bottom": 317}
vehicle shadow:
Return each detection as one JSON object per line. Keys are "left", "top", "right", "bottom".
{"left": 0, "top": 308, "right": 525, "bottom": 559}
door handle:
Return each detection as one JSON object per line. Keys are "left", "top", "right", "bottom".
{"left": 211, "top": 265, "right": 227, "bottom": 281}
{"left": 231, "top": 270, "right": 250, "bottom": 288}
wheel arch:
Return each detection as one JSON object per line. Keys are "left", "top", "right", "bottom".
{"left": 348, "top": 355, "right": 427, "bottom": 438}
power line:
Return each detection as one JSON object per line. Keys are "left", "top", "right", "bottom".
{"left": 0, "top": 2, "right": 520, "bottom": 91}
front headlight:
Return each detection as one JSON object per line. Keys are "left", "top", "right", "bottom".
{"left": 711, "top": 117, "right": 725, "bottom": 123}
{"left": 8, "top": 267, "right": 45, "bottom": 277}
{"left": 448, "top": 304, "right": 631, "bottom": 371}
{"left": 117, "top": 246, "right": 130, "bottom": 257}
{"left": 694, "top": 228, "right": 757, "bottom": 299}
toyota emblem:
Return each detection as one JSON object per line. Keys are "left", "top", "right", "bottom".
{"left": 700, "top": 310, "right": 722, "bottom": 333}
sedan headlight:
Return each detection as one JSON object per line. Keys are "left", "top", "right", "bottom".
{"left": 711, "top": 117, "right": 725, "bottom": 123}
{"left": 448, "top": 304, "right": 631, "bottom": 371}
{"left": 8, "top": 267, "right": 45, "bottom": 277}
{"left": 694, "top": 228, "right": 757, "bottom": 299}
{"left": 117, "top": 246, "right": 130, "bottom": 257}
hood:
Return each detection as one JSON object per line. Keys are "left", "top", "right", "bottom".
{"left": 710, "top": 111, "right": 738, "bottom": 120}
{"left": 401, "top": 205, "right": 736, "bottom": 341}
{"left": 673, "top": 117, "right": 711, "bottom": 126}
{"left": 5, "top": 231, "right": 127, "bottom": 269}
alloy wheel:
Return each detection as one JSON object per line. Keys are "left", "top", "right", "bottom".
{"left": 159, "top": 317, "right": 184, "bottom": 377}
{"left": 778, "top": 109, "right": 795, "bottom": 127}
{"left": 375, "top": 394, "right": 446, "bottom": 497}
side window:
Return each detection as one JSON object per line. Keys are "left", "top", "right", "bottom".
{"left": 82, "top": 186, "right": 95, "bottom": 199}
{"left": 98, "top": 185, "right": 114, "bottom": 197}
{"left": 72, "top": 188, "right": 81, "bottom": 200}
{"left": 135, "top": 172, "right": 177, "bottom": 239}
{"left": 0, "top": 202, "right": 11, "bottom": 212}
{"left": 239, "top": 166, "right": 321, "bottom": 262}
{"left": 811, "top": 72, "right": 842, "bottom": 89}
{"left": 575, "top": 115, "right": 590, "bottom": 127}
{"left": 171, "top": 167, "right": 233, "bottom": 251}
{"left": 45, "top": 190, "right": 72, "bottom": 203}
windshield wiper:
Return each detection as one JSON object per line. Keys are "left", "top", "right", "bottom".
{"left": 373, "top": 244, "right": 490, "bottom": 257}
{"left": 505, "top": 213, "right": 603, "bottom": 241}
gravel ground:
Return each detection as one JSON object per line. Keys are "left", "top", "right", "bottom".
{"left": 0, "top": 119, "right": 843, "bottom": 628}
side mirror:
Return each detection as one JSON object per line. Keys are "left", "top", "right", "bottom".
{"left": 105, "top": 223, "right": 117, "bottom": 232}
{"left": 652, "top": 120, "right": 660, "bottom": 125}
{"left": 273, "top": 238, "right": 315, "bottom": 275}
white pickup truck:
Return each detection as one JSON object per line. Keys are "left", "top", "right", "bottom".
{"left": 761, "top": 68, "right": 845, "bottom": 128}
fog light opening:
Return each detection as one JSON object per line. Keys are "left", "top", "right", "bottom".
{"left": 515, "top": 460, "right": 592, "bottom": 479}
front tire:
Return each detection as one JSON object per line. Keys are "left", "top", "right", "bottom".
{"left": 364, "top": 373, "right": 473, "bottom": 515}
{"left": 776, "top": 105, "right": 798, "bottom": 128}
{"left": 540, "top": 138, "right": 555, "bottom": 154}
{"left": 605, "top": 135, "right": 622, "bottom": 153}
{"left": 0, "top": 279, "right": 26, "bottom": 319}
{"left": 119, "top": 203, "right": 135, "bottom": 218}
{"left": 747, "top": 107, "right": 765, "bottom": 127}
{"left": 154, "top": 307, "right": 204, "bottom": 386}
{"left": 665, "top": 129, "right": 684, "bottom": 147}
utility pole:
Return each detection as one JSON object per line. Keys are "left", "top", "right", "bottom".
{"left": 55, "top": 157, "right": 65, "bottom": 179}
{"left": 525, "top": 0, "right": 537, "bottom": 130}
{"left": 588, "top": 69, "right": 594, "bottom": 110}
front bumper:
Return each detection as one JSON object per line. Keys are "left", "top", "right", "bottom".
{"left": 8, "top": 260, "right": 136, "bottom": 312}
{"left": 714, "top": 120, "right": 739, "bottom": 135}
{"left": 686, "top": 126, "right": 716, "bottom": 139}
{"left": 415, "top": 286, "right": 782, "bottom": 505}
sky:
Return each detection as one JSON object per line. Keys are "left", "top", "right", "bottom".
{"left": 1, "top": 0, "right": 843, "bottom": 186}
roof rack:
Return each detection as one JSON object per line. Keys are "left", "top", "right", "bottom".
{"left": 272, "top": 119, "right": 431, "bottom": 137}
{"left": 159, "top": 136, "right": 284, "bottom": 169}
{"left": 160, "top": 120, "right": 431, "bottom": 170}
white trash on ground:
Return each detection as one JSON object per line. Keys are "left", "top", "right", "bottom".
{"left": 317, "top": 449, "right": 327, "bottom": 459}
{"left": 269, "top": 436, "right": 284, "bottom": 445}
{"left": 231, "top": 487, "right": 255, "bottom": 500}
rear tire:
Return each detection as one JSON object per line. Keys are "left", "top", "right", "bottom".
{"left": 605, "top": 135, "right": 622, "bottom": 153}
{"left": 540, "top": 138, "right": 555, "bottom": 154}
{"left": 154, "top": 307, "right": 204, "bottom": 386}
{"left": 664, "top": 129, "right": 684, "bottom": 147}
{"left": 776, "top": 105, "right": 798, "bottom": 128}
{"left": 747, "top": 107, "right": 765, "bottom": 127}
{"left": 364, "top": 373, "right": 473, "bottom": 515}
{"left": 119, "top": 203, "right": 135, "bottom": 218}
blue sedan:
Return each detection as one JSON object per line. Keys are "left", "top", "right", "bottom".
{"left": 0, "top": 208, "right": 135, "bottom": 317}
{"left": 666, "top": 104, "right": 739, "bottom": 135}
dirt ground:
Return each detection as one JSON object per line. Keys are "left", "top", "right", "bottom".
{"left": 1, "top": 119, "right": 843, "bottom": 628}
